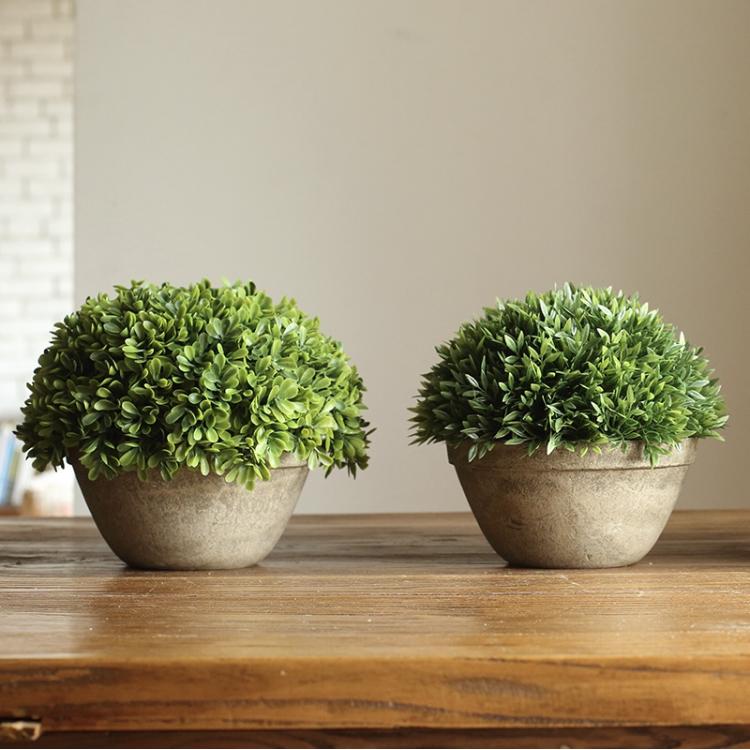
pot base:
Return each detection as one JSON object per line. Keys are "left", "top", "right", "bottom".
{"left": 449, "top": 441, "right": 696, "bottom": 569}
{"left": 73, "top": 457, "right": 308, "bottom": 570}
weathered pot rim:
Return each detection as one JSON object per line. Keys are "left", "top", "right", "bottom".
{"left": 448, "top": 438, "right": 697, "bottom": 472}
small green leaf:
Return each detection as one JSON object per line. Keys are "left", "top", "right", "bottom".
{"left": 94, "top": 399, "right": 116, "bottom": 411}
{"left": 165, "top": 405, "right": 186, "bottom": 424}
{"left": 121, "top": 401, "right": 138, "bottom": 416}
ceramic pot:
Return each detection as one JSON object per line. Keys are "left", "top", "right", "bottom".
{"left": 448, "top": 440, "right": 696, "bottom": 569}
{"left": 72, "top": 455, "right": 308, "bottom": 570}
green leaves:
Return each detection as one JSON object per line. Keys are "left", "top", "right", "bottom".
{"left": 411, "top": 284, "right": 727, "bottom": 465}
{"left": 16, "top": 279, "right": 371, "bottom": 488}
{"left": 165, "top": 405, "right": 186, "bottom": 424}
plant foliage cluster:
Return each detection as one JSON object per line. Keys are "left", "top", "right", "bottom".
{"left": 17, "top": 280, "right": 370, "bottom": 486}
{"left": 411, "top": 284, "right": 727, "bottom": 463}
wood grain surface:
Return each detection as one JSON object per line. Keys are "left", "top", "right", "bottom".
{"left": 1, "top": 511, "right": 750, "bottom": 738}
{"left": 2, "top": 725, "right": 750, "bottom": 749}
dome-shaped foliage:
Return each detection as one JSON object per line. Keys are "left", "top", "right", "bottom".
{"left": 17, "top": 280, "right": 370, "bottom": 486}
{"left": 411, "top": 284, "right": 727, "bottom": 463}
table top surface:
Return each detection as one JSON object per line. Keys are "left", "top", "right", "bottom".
{"left": 1, "top": 510, "right": 750, "bottom": 733}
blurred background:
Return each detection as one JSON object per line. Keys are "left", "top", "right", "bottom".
{"left": 0, "top": 0, "right": 72, "bottom": 516}
{"left": 1, "top": 0, "right": 748, "bottom": 516}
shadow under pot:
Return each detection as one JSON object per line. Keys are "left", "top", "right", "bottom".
{"left": 72, "top": 456, "right": 308, "bottom": 570}
{"left": 448, "top": 439, "right": 696, "bottom": 569}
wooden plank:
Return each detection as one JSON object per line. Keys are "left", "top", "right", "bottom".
{"left": 2, "top": 725, "right": 750, "bottom": 749}
{"left": 1, "top": 511, "right": 749, "bottom": 733}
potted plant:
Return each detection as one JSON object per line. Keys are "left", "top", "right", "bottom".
{"left": 411, "top": 284, "right": 727, "bottom": 568}
{"left": 16, "top": 280, "right": 370, "bottom": 570}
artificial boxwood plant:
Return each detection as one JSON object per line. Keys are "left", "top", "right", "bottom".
{"left": 411, "top": 284, "right": 727, "bottom": 463}
{"left": 17, "top": 280, "right": 370, "bottom": 487}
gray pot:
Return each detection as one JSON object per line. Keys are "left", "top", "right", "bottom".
{"left": 72, "top": 455, "right": 308, "bottom": 570}
{"left": 448, "top": 440, "right": 696, "bottom": 569}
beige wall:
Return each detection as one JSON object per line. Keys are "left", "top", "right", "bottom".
{"left": 75, "top": 0, "right": 749, "bottom": 513}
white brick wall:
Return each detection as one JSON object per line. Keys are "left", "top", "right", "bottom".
{"left": 0, "top": 0, "right": 73, "bottom": 418}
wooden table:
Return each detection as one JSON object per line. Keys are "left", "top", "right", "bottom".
{"left": 1, "top": 511, "right": 749, "bottom": 748}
